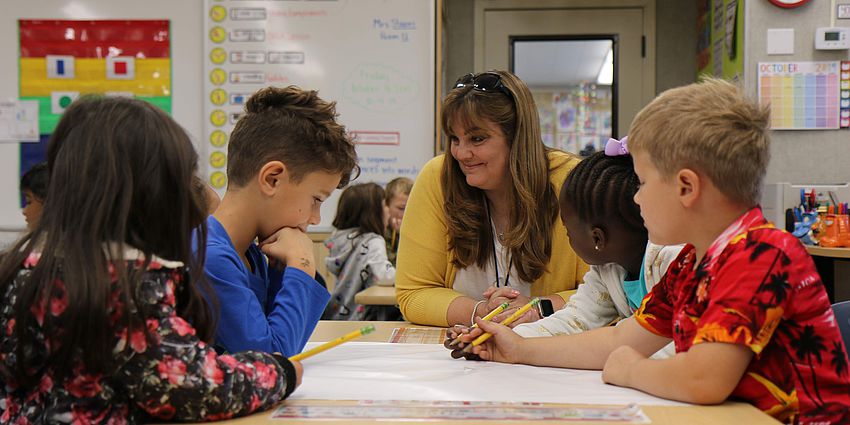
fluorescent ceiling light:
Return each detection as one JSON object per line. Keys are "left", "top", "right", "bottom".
{"left": 596, "top": 49, "right": 613, "bottom": 85}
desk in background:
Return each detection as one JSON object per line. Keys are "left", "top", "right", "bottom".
{"left": 806, "top": 246, "right": 850, "bottom": 303}
{"left": 353, "top": 285, "right": 397, "bottom": 306}
{"left": 213, "top": 321, "right": 779, "bottom": 425}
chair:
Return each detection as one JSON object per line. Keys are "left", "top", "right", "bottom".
{"left": 832, "top": 300, "right": 850, "bottom": 353}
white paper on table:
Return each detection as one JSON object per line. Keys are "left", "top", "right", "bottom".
{"left": 292, "top": 342, "right": 686, "bottom": 406}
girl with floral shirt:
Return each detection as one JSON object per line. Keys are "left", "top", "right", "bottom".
{"left": 0, "top": 96, "right": 301, "bottom": 423}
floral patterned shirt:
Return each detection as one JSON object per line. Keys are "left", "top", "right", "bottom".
{"left": 0, "top": 254, "right": 296, "bottom": 424}
{"left": 635, "top": 207, "right": 850, "bottom": 424}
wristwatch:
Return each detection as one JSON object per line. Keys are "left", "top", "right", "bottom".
{"left": 537, "top": 298, "right": 555, "bottom": 317}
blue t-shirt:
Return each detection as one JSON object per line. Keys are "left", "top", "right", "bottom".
{"left": 622, "top": 256, "right": 648, "bottom": 311}
{"left": 203, "top": 216, "right": 330, "bottom": 356}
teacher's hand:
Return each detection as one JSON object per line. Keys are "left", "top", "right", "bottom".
{"left": 482, "top": 289, "right": 540, "bottom": 327}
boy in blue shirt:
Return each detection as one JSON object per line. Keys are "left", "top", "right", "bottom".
{"left": 205, "top": 86, "right": 358, "bottom": 356}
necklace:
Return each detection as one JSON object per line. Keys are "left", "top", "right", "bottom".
{"left": 485, "top": 200, "right": 511, "bottom": 287}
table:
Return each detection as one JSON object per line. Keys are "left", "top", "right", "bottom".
{"left": 353, "top": 285, "right": 397, "bottom": 306}
{"left": 213, "top": 321, "right": 779, "bottom": 425}
{"left": 806, "top": 246, "right": 850, "bottom": 302}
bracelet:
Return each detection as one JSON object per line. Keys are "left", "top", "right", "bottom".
{"left": 470, "top": 300, "right": 487, "bottom": 326}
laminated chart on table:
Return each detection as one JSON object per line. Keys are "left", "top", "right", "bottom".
{"left": 758, "top": 62, "right": 840, "bottom": 130}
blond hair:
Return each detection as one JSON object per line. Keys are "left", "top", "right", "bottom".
{"left": 441, "top": 70, "right": 561, "bottom": 282}
{"left": 629, "top": 78, "right": 770, "bottom": 206}
{"left": 385, "top": 177, "right": 413, "bottom": 203}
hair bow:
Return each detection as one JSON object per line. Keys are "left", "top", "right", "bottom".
{"left": 604, "top": 137, "right": 629, "bottom": 156}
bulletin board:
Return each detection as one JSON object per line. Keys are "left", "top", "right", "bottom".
{"left": 203, "top": 0, "right": 438, "bottom": 232}
{"left": 696, "top": 0, "right": 744, "bottom": 81}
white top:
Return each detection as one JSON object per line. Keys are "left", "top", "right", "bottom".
{"left": 452, "top": 235, "right": 531, "bottom": 300}
{"left": 513, "top": 243, "right": 683, "bottom": 338}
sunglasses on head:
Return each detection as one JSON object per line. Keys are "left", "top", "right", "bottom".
{"left": 453, "top": 72, "right": 513, "bottom": 99}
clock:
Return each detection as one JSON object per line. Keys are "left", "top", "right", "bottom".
{"left": 767, "top": 0, "right": 811, "bottom": 8}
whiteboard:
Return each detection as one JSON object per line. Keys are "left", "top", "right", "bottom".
{"left": 0, "top": 0, "right": 436, "bottom": 238}
{"left": 203, "top": 0, "right": 437, "bottom": 232}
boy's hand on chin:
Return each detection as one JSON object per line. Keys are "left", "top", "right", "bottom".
{"left": 260, "top": 227, "right": 316, "bottom": 276}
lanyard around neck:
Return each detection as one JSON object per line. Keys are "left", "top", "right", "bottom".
{"left": 485, "top": 200, "right": 511, "bottom": 287}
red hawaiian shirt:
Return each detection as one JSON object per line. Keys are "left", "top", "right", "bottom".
{"left": 635, "top": 207, "right": 850, "bottom": 424}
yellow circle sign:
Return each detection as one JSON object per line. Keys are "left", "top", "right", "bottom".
{"left": 209, "top": 5, "right": 227, "bottom": 22}
{"left": 210, "top": 110, "right": 227, "bottom": 127}
{"left": 209, "top": 48, "right": 227, "bottom": 64}
{"left": 210, "top": 151, "right": 227, "bottom": 168}
{"left": 210, "top": 68, "right": 227, "bottom": 86}
{"left": 210, "top": 130, "right": 228, "bottom": 147}
{"left": 209, "top": 26, "right": 226, "bottom": 43}
{"left": 210, "top": 88, "right": 227, "bottom": 105}
{"left": 210, "top": 171, "right": 227, "bottom": 189}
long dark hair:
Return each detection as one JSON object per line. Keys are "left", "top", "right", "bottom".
{"left": 0, "top": 96, "right": 217, "bottom": 386}
{"left": 332, "top": 183, "right": 386, "bottom": 236}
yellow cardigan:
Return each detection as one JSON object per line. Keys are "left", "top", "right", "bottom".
{"left": 395, "top": 151, "right": 589, "bottom": 326}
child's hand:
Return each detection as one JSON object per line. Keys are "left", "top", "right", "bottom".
{"left": 388, "top": 216, "right": 403, "bottom": 231}
{"left": 602, "top": 345, "right": 644, "bottom": 388}
{"left": 444, "top": 325, "right": 482, "bottom": 361}
{"left": 260, "top": 228, "right": 316, "bottom": 277}
{"left": 291, "top": 359, "right": 303, "bottom": 388}
{"left": 465, "top": 317, "right": 526, "bottom": 363}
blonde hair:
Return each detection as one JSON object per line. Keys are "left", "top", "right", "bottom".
{"left": 629, "top": 78, "right": 770, "bottom": 206}
{"left": 441, "top": 70, "right": 561, "bottom": 282}
{"left": 385, "top": 177, "right": 413, "bottom": 203}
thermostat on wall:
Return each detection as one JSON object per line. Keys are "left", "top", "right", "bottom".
{"left": 815, "top": 27, "right": 850, "bottom": 50}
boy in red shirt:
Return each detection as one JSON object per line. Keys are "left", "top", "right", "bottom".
{"left": 459, "top": 79, "right": 850, "bottom": 424}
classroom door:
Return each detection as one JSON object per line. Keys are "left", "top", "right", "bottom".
{"left": 476, "top": 3, "right": 654, "bottom": 143}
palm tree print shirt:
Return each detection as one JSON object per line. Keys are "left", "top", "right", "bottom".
{"left": 635, "top": 207, "right": 850, "bottom": 424}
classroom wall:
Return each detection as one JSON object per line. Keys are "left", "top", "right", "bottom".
{"left": 0, "top": 0, "right": 204, "bottom": 247}
{"left": 441, "top": 0, "right": 697, "bottom": 99}
{"left": 744, "top": 1, "right": 850, "bottom": 185}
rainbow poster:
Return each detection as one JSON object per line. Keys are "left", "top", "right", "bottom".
{"left": 758, "top": 61, "right": 840, "bottom": 130}
{"left": 19, "top": 20, "right": 172, "bottom": 135}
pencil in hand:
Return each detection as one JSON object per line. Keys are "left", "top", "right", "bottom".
{"left": 462, "top": 298, "right": 540, "bottom": 354}
{"left": 448, "top": 302, "right": 510, "bottom": 347}
{"left": 289, "top": 325, "right": 376, "bottom": 362}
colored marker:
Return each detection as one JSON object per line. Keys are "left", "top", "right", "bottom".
{"left": 448, "top": 302, "right": 510, "bottom": 347}
{"left": 463, "top": 298, "right": 540, "bottom": 353}
{"left": 289, "top": 325, "right": 376, "bottom": 362}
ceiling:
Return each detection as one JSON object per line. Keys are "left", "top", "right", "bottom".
{"left": 513, "top": 39, "right": 613, "bottom": 87}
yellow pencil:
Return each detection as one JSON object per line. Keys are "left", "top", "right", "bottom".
{"left": 289, "top": 325, "right": 376, "bottom": 362}
{"left": 463, "top": 298, "right": 540, "bottom": 353}
{"left": 448, "top": 302, "right": 510, "bottom": 347}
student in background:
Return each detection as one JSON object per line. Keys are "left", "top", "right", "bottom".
{"left": 323, "top": 182, "right": 399, "bottom": 321}
{"left": 0, "top": 97, "right": 301, "bottom": 422}
{"left": 19, "top": 162, "right": 47, "bottom": 231}
{"left": 205, "top": 86, "right": 358, "bottom": 357}
{"left": 384, "top": 176, "right": 412, "bottom": 265}
{"left": 457, "top": 79, "right": 850, "bottom": 423}
{"left": 396, "top": 70, "right": 588, "bottom": 328}
{"left": 449, "top": 146, "right": 681, "bottom": 356}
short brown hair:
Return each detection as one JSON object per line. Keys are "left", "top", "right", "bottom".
{"left": 226, "top": 86, "right": 359, "bottom": 188}
{"left": 332, "top": 182, "right": 385, "bottom": 236}
{"left": 384, "top": 177, "right": 413, "bottom": 203}
{"left": 629, "top": 78, "right": 770, "bottom": 206}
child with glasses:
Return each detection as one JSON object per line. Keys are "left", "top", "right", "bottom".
{"left": 454, "top": 79, "right": 850, "bottom": 424}
{"left": 396, "top": 70, "right": 588, "bottom": 328}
